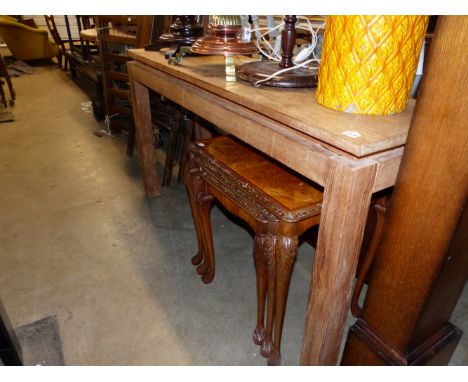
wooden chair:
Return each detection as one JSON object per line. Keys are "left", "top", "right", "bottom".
{"left": 186, "top": 135, "right": 323, "bottom": 365}
{"left": 95, "top": 15, "right": 193, "bottom": 183}
{"left": 94, "top": 16, "right": 155, "bottom": 156}
{"left": 149, "top": 95, "right": 195, "bottom": 187}
{"left": 63, "top": 16, "right": 105, "bottom": 119}
{"left": 0, "top": 53, "right": 15, "bottom": 108}
{"left": 44, "top": 15, "right": 68, "bottom": 71}
{"left": 64, "top": 16, "right": 99, "bottom": 62}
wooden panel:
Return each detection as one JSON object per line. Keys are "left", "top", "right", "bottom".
{"left": 128, "top": 50, "right": 414, "bottom": 158}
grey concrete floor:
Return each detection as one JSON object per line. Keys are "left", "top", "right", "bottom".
{"left": 0, "top": 64, "right": 467, "bottom": 366}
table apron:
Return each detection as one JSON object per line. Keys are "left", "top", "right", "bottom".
{"left": 129, "top": 61, "right": 403, "bottom": 193}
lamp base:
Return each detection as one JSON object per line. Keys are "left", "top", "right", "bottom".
{"left": 236, "top": 60, "right": 318, "bottom": 88}
{"left": 191, "top": 24, "right": 257, "bottom": 56}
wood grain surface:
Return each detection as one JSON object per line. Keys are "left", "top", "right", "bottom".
{"left": 128, "top": 50, "right": 414, "bottom": 158}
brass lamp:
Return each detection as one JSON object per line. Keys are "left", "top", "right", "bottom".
{"left": 191, "top": 15, "right": 257, "bottom": 56}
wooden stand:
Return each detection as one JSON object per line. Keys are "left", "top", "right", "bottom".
{"left": 236, "top": 15, "right": 318, "bottom": 88}
{"left": 144, "top": 16, "right": 204, "bottom": 55}
{"left": 341, "top": 16, "right": 468, "bottom": 366}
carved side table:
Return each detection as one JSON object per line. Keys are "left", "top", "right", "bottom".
{"left": 186, "top": 135, "right": 323, "bottom": 365}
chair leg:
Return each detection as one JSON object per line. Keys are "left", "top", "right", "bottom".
{"left": 57, "top": 53, "right": 63, "bottom": 70}
{"left": 0, "top": 55, "right": 15, "bottom": 100}
{"left": 177, "top": 114, "right": 194, "bottom": 184}
{"left": 253, "top": 234, "right": 269, "bottom": 346}
{"left": 162, "top": 114, "right": 181, "bottom": 187}
{"left": 127, "top": 124, "right": 136, "bottom": 157}
{"left": 268, "top": 235, "right": 299, "bottom": 366}
{"left": 0, "top": 81, "right": 6, "bottom": 108}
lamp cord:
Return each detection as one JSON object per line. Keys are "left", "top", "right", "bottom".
{"left": 246, "top": 16, "right": 325, "bottom": 86}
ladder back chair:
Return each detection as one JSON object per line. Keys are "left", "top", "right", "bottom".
{"left": 95, "top": 15, "right": 154, "bottom": 156}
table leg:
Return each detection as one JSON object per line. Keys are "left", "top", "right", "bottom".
{"left": 300, "top": 156, "right": 378, "bottom": 365}
{"left": 129, "top": 64, "right": 161, "bottom": 198}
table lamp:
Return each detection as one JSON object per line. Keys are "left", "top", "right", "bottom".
{"left": 191, "top": 15, "right": 258, "bottom": 81}
{"left": 191, "top": 15, "right": 257, "bottom": 56}
{"left": 145, "top": 15, "right": 204, "bottom": 52}
{"left": 236, "top": 15, "right": 319, "bottom": 88}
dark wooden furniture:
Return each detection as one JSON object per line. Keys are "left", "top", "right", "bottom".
{"left": 95, "top": 15, "right": 154, "bottom": 156}
{"left": 44, "top": 16, "right": 104, "bottom": 119}
{"left": 341, "top": 16, "right": 468, "bottom": 366}
{"left": 0, "top": 300, "right": 22, "bottom": 366}
{"left": 149, "top": 97, "right": 194, "bottom": 187}
{"left": 44, "top": 15, "right": 68, "bottom": 71}
{"left": 145, "top": 16, "right": 204, "bottom": 53}
{"left": 64, "top": 16, "right": 98, "bottom": 63}
{"left": 95, "top": 16, "right": 192, "bottom": 183}
{"left": 186, "top": 135, "right": 323, "bottom": 365}
{"left": 237, "top": 15, "right": 319, "bottom": 88}
{"left": 0, "top": 53, "right": 15, "bottom": 107}
{"left": 128, "top": 49, "right": 414, "bottom": 364}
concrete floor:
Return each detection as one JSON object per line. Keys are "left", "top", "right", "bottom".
{"left": 0, "top": 63, "right": 467, "bottom": 366}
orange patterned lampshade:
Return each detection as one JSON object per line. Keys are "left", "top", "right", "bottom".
{"left": 316, "top": 16, "right": 429, "bottom": 115}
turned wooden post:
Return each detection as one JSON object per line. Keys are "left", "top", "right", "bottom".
{"left": 279, "top": 16, "right": 297, "bottom": 69}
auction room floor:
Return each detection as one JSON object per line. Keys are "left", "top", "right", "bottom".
{"left": 0, "top": 62, "right": 466, "bottom": 366}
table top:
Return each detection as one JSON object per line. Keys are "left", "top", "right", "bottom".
{"left": 79, "top": 28, "right": 97, "bottom": 42}
{"left": 128, "top": 49, "right": 415, "bottom": 158}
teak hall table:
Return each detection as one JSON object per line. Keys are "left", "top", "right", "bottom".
{"left": 127, "top": 50, "right": 414, "bottom": 365}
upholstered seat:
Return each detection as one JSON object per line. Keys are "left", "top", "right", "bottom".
{"left": 0, "top": 17, "right": 58, "bottom": 61}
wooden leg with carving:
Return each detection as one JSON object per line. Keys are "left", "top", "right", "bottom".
{"left": 185, "top": 163, "right": 216, "bottom": 283}
{"left": 261, "top": 236, "right": 276, "bottom": 358}
{"left": 186, "top": 164, "right": 205, "bottom": 267}
{"left": 197, "top": 192, "right": 215, "bottom": 283}
{"left": 300, "top": 157, "right": 378, "bottom": 365}
{"left": 268, "top": 236, "right": 299, "bottom": 366}
{"left": 252, "top": 234, "right": 268, "bottom": 346}
{"left": 128, "top": 63, "right": 160, "bottom": 198}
